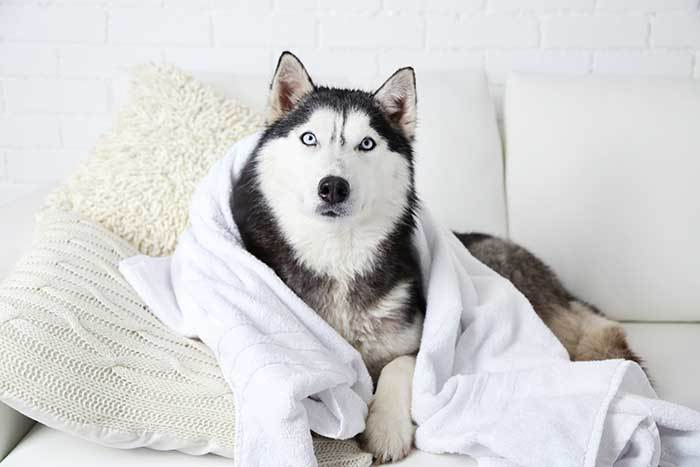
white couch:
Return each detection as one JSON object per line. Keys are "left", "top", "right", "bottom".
{"left": 1, "top": 72, "right": 699, "bottom": 466}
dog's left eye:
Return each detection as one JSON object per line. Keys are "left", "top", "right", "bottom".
{"left": 300, "top": 131, "right": 317, "bottom": 146}
{"left": 358, "top": 137, "right": 376, "bottom": 152}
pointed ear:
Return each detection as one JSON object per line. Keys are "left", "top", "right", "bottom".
{"left": 373, "top": 67, "right": 417, "bottom": 140}
{"left": 267, "top": 51, "right": 315, "bottom": 123}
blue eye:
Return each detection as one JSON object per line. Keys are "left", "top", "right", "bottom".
{"left": 300, "top": 131, "right": 317, "bottom": 146}
{"left": 358, "top": 137, "right": 376, "bottom": 151}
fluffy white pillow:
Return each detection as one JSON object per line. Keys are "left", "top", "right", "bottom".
{"left": 47, "top": 64, "right": 263, "bottom": 257}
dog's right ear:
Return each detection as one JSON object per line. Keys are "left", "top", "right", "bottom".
{"left": 267, "top": 51, "right": 315, "bottom": 123}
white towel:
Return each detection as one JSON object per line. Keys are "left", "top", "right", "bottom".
{"left": 120, "top": 133, "right": 700, "bottom": 467}
{"left": 412, "top": 212, "right": 700, "bottom": 467}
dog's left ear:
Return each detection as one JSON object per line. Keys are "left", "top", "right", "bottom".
{"left": 373, "top": 67, "right": 417, "bottom": 140}
{"left": 267, "top": 51, "right": 315, "bottom": 123}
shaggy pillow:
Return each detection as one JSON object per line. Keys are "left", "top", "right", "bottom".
{"left": 0, "top": 211, "right": 371, "bottom": 466}
{"left": 46, "top": 64, "right": 263, "bottom": 256}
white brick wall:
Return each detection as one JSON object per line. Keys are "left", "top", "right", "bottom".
{"left": 109, "top": 8, "right": 211, "bottom": 46}
{"left": 4, "top": 78, "right": 109, "bottom": 113}
{"left": 542, "top": 15, "right": 649, "bottom": 48}
{"left": 215, "top": 12, "right": 317, "bottom": 47}
{"left": 0, "top": 6, "right": 106, "bottom": 43}
{"left": 1, "top": 0, "right": 699, "bottom": 188}
{"left": 653, "top": 12, "right": 700, "bottom": 47}
{"left": 428, "top": 14, "right": 540, "bottom": 48}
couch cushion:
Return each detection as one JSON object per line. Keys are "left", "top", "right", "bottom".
{"left": 623, "top": 322, "right": 700, "bottom": 411}
{"left": 2, "top": 424, "right": 476, "bottom": 467}
{"left": 0, "top": 211, "right": 237, "bottom": 457}
{"left": 0, "top": 403, "right": 33, "bottom": 462}
{"left": 505, "top": 74, "right": 700, "bottom": 322}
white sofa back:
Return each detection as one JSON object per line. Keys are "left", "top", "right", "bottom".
{"left": 505, "top": 74, "right": 700, "bottom": 322}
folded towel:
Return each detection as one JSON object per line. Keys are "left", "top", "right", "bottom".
{"left": 120, "top": 132, "right": 700, "bottom": 467}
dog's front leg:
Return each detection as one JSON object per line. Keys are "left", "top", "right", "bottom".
{"left": 360, "top": 355, "right": 416, "bottom": 463}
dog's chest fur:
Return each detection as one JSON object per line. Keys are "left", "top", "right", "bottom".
{"left": 285, "top": 272, "right": 423, "bottom": 379}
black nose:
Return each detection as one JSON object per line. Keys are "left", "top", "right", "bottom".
{"left": 318, "top": 176, "right": 350, "bottom": 205}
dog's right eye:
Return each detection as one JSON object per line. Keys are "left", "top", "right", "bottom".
{"left": 300, "top": 132, "right": 317, "bottom": 146}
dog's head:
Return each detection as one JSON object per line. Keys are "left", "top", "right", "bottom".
{"left": 254, "top": 51, "right": 417, "bottom": 231}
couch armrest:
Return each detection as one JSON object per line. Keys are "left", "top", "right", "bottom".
{"left": 0, "top": 404, "right": 34, "bottom": 460}
{"left": 0, "top": 183, "right": 55, "bottom": 459}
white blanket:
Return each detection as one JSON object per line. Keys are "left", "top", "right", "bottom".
{"left": 120, "top": 132, "right": 700, "bottom": 467}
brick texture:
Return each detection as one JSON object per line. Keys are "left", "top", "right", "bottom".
{"left": 653, "top": 13, "right": 700, "bottom": 48}
{"left": 428, "top": 15, "right": 539, "bottom": 48}
{"left": 109, "top": 8, "right": 211, "bottom": 46}
{"left": 164, "top": 48, "right": 272, "bottom": 74}
{"left": 0, "top": 45, "right": 58, "bottom": 76}
{"left": 321, "top": 14, "right": 424, "bottom": 48}
{"left": 6, "top": 149, "right": 88, "bottom": 183}
{"left": 214, "top": 12, "right": 317, "bottom": 47}
{"left": 594, "top": 51, "right": 694, "bottom": 76}
{"left": 0, "top": 6, "right": 106, "bottom": 43}
{"left": 388, "top": 0, "right": 484, "bottom": 13}
{"left": 4, "top": 78, "right": 109, "bottom": 114}
{"left": 486, "top": 50, "right": 591, "bottom": 83}
{"left": 597, "top": 0, "right": 698, "bottom": 12}
{"left": 0, "top": 1, "right": 699, "bottom": 183}
{"left": 543, "top": 15, "right": 649, "bottom": 48}
{"left": 488, "top": 0, "right": 595, "bottom": 13}
{"left": 0, "top": 116, "right": 62, "bottom": 148}
{"left": 58, "top": 46, "right": 163, "bottom": 76}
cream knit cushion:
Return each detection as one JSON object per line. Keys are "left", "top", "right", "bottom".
{"left": 0, "top": 211, "right": 372, "bottom": 466}
{"left": 46, "top": 63, "right": 263, "bottom": 257}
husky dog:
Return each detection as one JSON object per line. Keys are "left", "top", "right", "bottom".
{"left": 232, "top": 52, "right": 641, "bottom": 463}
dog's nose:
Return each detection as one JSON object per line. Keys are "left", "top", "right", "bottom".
{"left": 318, "top": 176, "right": 350, "bottom": 204}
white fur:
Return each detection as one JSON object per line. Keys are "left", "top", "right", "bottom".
{"left": 256, "top": 107, "right": 413, "bottom": 282}
{"left": 359, "top": 282, "right": 423, "bottom": 375}
{"left": 362, "top": 355, "right": 416, "bottom": 463}
{"left": 309, "top": 279, "right": 422, "bottom": 377}
{"left": 369, "top": 281, "right": 412, "bottom": 321}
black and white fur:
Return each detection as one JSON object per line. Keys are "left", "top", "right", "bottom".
{"left": 232, "top": 52, "right": 642, "bottom": 463}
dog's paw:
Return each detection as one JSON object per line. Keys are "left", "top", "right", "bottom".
{"left": 360, "top": 402, "right": 415, "bottom": 464}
